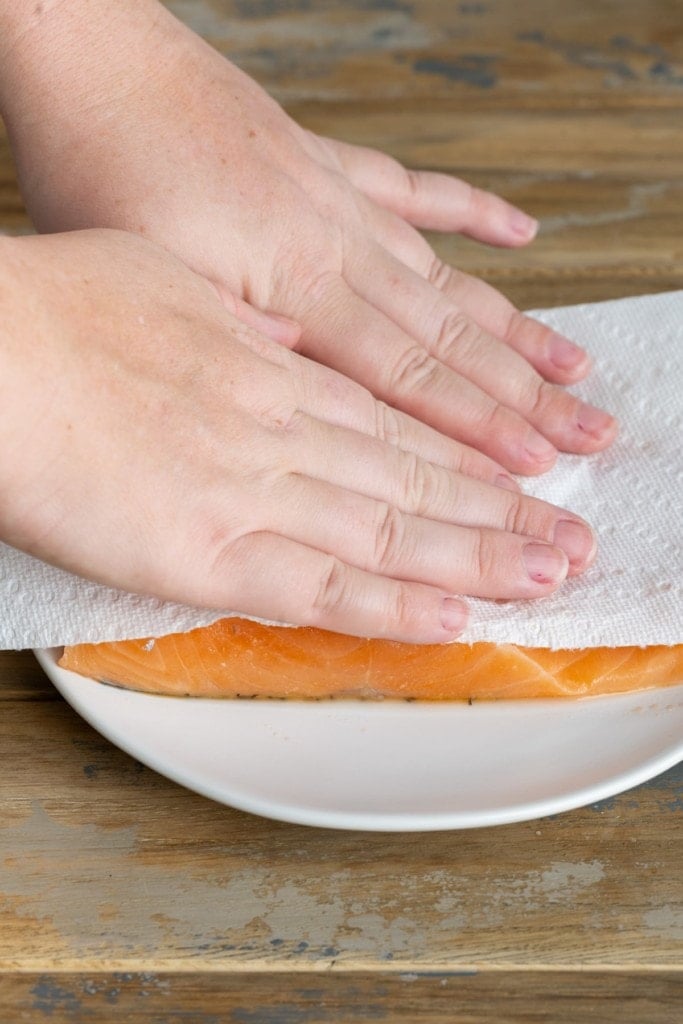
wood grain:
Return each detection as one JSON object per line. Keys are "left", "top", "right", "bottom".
{"left": 1, "top": 971, "right": 682, "bottom": 1024}
{"left": 1, "top": 0, "right": 681, "bottom": 1019}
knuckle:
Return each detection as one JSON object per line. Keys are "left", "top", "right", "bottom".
{"left": 292, "top": 265, "right": 341, "bottom": 310}
{"left": 310, "top": 556, "right": 350, "bottom": 622}
{"left": 504, "top": 494, "right": 558, "bottom": 542}
{"left": 471, "top": 530, "right": 498, "bottom": 583}
{"left": 202, "top": 522, "right": 253, "bottom": 592}
{"left": 375, "top": 401, "right": 404, "bottom": 448}
{"left": 526, "top": 377, "right": 552, "bottom": 420}
{"left": 389, "top": 346, "right": 441, "bottom": 396}
{"left": 473, "top": 397, "right": 506, "bottom": 438}
{"left": 403, "top": 167, "right": 423, "bottom": 202}
{"left": 387, "top": 580, "right": 420, "bottom": 633}
{"left": 372, "top": 503, "right": 405, "bottom": 572}
{"left": 502, "top": 494, "right": 537, "bottom": 537}
{"left": 433, "top": 310, "right": 479, "bottom": 364}
{"left": 505, "top": 307, "right": 528, "bottom": 344}
{"left": 400, "top": 451, "right": 440, "bottom": 517}
{"left": 257, "top": 401, "right": 307, "bottom": 436}
{"left": 427, "top": 256, "right": 455, "bottom": 292}
{"left": 462, "top": 181, "right": 477, "bottom": 216}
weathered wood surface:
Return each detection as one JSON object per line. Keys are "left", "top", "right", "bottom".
{"left": 1, "top": 660, "right": 682, "bottom": 1016}
{"left": 2, "top": 678, "right": 683, "bottom": 969}
{"left": 1, "top": 0, "right": 682, "bottom": 1020}
{"left": 1, "top": 971, "right": 682, "bottom": 1024}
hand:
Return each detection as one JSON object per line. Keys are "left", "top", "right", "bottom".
{"left": 0, "top": 0, "right": 617, "bottom": 477}
{"left": 0, "top": 230, "right": 596, "bottom": 641}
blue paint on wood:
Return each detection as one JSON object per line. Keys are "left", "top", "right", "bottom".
{"left": 649, "top": 61, "right": 683, "bottom": 86}
{"left": 233, "top": 1004, "right": 387, "bottom": 1023}
{"left": 232, "top": 1009, "right": 329, "bottom": 1024}
{"left": 413, "top": 54, "right": 498, "bottom": 88}
{"left": 235, "top": 1, "right": 313, "bottom": 18}
{"left": 365, "top": 0, "right": 415, "bottom": 12}
{"left": 515, "top": 27, "right": 683, "bottom": 88}
{"left": 31, "top": 977, "right": 84, "bottom": 1017}
{"left": 591, "top": 763, "right": 683, "bottom": 813}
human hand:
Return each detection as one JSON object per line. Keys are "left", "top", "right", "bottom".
{"left": 0, "top": 230, "right": 597, "bottom": 641}
{"left": 0, "top": 0, "right": 617, "bottom": 477}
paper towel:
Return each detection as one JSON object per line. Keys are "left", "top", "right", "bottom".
{"left": 1, "top": 289, "right": 681, "bottom": 650}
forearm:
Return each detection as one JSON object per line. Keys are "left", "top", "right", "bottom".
{"left": 0, "top": 0, "right": 177, "bottom": 104}
{"left": 0, "top": 0, "right": 193, "bottom": 224}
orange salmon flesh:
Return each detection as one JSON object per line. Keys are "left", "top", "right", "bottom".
{"left": 58, "top": 618, "right": 683, "bottom": 701}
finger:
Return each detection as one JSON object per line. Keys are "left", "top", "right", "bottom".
{"left": 319, "top": 135, "right": 538, "bottom": 246}
{"left": 201, "top": 531, "right": 469, "bottom": 643}
{"left": 360, "top": 201, "right": 591, "bottom": 385}
{"left": 214, "top": 311, "right": 521, "bottom": 489}
{"left": 287, "top": 358, "right": 520, "bottom": 488}
{"left": 263, "top": 473, "right": 570, "bottom": 598}
{"left": 294, "top": 275, "right": 561, "bottom": 474}
{"left": 213, "top": 281, "right": 302, "bottom": 347}
{"left": 417, "top": 258, "right": 593, "bottom": 385}
{"left": 216, "top": 319, "right": 520, "bottom": 488}
{"left": 344, "top": 247, "right": 617, "bottom": 456}
{"left": 270, "top": 418, "right": 595, "bottom": 574}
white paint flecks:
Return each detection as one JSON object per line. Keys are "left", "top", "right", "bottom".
{"left": 642, "top": 906, "right": 683, "bottom": 941}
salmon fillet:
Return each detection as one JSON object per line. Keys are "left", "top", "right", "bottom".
{"left": 58, "top": 618, "right": 683, "bottom": 700}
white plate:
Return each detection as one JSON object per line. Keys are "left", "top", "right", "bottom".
{"left": 35, "top": 647, "right": 683, "bottom": 831}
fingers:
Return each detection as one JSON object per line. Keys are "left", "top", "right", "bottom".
{"left": 361, "top": 201, "right": 592, "bottom": 385}
{"left": 284, "top": 354, "right": 519, "bottom": 488}
{"left": 263, "top": 475, "right": 570, "bottom": 599}
{"left": 206, "top": 312, "right": 521, "bottom": 489}
{"left": 195, "top": 445, "right": 580, "bottom": 644}
{"left": 293, "top": 275, "right": 561, "bottom": 473}
{"left": 275, "top": 412, "right": 596, "bottom": 577}
{"left": 202, "top": 531, "right": 469, "bottom": 643}
{"left": 415, "top": 258, "right": 593, "bottom": 386}
{"left": 318, "top": 135, "right": 538, "bottom": 246}
{"left": 343, "top": 247, "right": 617, "bottom": 460}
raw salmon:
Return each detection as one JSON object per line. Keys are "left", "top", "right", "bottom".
{"left": 58, "top": 618, "right": 683, "bottom": 701}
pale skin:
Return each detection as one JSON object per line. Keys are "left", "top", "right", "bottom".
{"left": 0, "top": 1, "right": 615, "bottom": 640}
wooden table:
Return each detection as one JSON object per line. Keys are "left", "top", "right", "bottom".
{"left": 1, "top": 1, "right": 682, "bottom": 1020}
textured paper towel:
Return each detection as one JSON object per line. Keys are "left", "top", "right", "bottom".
{"left": 1, "top": 289, "right": 681, "bottom": 649}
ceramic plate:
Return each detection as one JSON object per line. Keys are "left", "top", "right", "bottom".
{"left": 34, "top": 648, "right": 683, "bottom": 831}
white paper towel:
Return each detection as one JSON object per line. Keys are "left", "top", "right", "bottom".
{"left": 1, "top": 289, "right": 681, "bottom": 650}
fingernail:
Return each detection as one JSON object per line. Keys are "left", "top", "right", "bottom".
{"left": 440, "top": 597, "right": 468, "bottom": 634}
{"left": 524, "top": 430, "right": 556, "bottom": 465}
{"left": 552, "top": 519, "right": 596, "bottom": 568}
{"left": 510, "top": 210, "right": 539, "bottom": 239}
{"left": 550, "top": 333, "right": 587, "bottom": 371}
{"left": 523, "top": 543, "right": 568, "bottom": 584}
{"left": 577, "top": 402, "right": 616, "bottom": 438}
{"left": 496, "top": 473, "right": 521, "bottom": 492}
